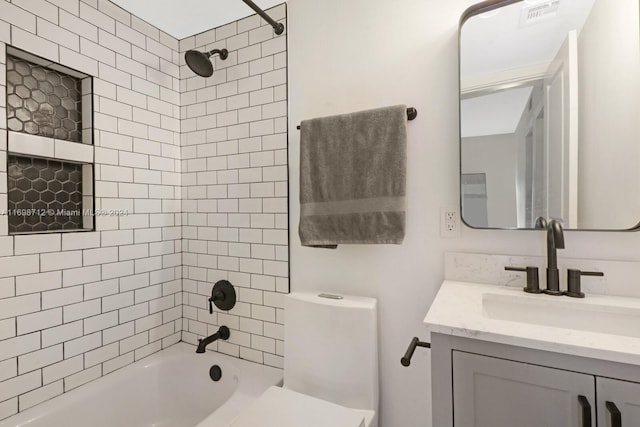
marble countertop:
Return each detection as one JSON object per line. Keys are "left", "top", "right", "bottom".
{"left": 424, "top": 280, "right": 640, "bottom": 366}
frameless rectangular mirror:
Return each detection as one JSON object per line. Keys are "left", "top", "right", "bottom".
{"left": 459, "top": 0, "right": 640, "bottom": 230}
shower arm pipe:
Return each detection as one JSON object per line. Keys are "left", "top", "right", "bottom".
{"left": 206, "top": 49, "right": 228, "bottom": 59}
{"left": 241, "top": 0, "right": 285, "bottom": 35}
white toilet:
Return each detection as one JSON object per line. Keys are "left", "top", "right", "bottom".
{"left": 231, "top": 292, "right": 379, "bottom": 427}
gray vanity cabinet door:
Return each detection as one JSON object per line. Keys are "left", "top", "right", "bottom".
{"left": 596, "top": 377, "right": 640, "bottom": 427}
{"left": 452, "top": 351, "right": 595, "bottom": 427}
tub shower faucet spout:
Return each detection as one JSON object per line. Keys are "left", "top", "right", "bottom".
{"left": 196, "top": 326, "right": 230, "bottom": 353}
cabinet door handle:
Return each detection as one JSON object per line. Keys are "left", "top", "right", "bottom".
{"left": 578, "top": 395, "right": 592, "bottom": 427}
{"left": 606, "top": 401, "right": 622, "bottom": 427}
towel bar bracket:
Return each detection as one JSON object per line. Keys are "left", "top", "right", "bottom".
{"left": 296, "top": 107, "right": 418, "bottom": 130}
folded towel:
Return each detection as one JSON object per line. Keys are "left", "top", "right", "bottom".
{"left": 299, "top": 105, "right": 407, "bottom": 247}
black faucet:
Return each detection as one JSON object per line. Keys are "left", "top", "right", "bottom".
{"left": 196, "top": 326, "right": 230, "bottom": 353}
{"left": 544, "top": 219, "right": 565, "bottom": 295}
{"left": 534, "top": 216, "right": 547, "bottom": 229}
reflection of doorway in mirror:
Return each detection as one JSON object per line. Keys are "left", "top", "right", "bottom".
{"left": 461, "top": 35, "right": 579, "bottom": 229}
{"left": 524, "top": 130, "right": 534, "bottom": 226}
{"left": 461, "top": 83, "right": 540, "bottom": 229}
{"left": 462, "top": 173, "right": 488, "bottom": 227}
{"left": 545, "top": 30, "right": 579, "bottom": 228}
{"left": 459, "top": 0, "right": 640, "bottom": 229}
{"left": 519, "top": 88, "right": 547, "bottom": 228}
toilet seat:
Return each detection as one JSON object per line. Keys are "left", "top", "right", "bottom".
{"left": 229, "top": 386, "right": 368, "bottom": 427}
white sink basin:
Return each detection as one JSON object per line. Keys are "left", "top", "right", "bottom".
{"left": 482, "top": 293, "right": 640, "bottom": 339}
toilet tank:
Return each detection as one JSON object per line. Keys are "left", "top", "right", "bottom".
{"left": 284, "top": 292, "right": 379, "bottom": 413}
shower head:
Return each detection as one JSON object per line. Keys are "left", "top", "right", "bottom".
{"left": 185, "top": 48, "right": 229, "bottom": 78}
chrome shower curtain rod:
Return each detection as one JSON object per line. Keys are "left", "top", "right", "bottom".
{"left": 241, "top": 0, "right": 285, "bottom": 35}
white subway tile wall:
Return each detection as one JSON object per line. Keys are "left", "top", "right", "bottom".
{"left": 0, "top": 1, "right": 288, "bottom": 421}
{"left": 0, "top": 0, "right": 183, "bottom": 420}
{"left": 179, "top": 4, "right": 287, "bottom": 370}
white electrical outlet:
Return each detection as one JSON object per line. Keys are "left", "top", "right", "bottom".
{"left": 441, "top": 207, "right": 460, "bottom": 238}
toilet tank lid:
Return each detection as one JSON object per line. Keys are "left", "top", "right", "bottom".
{"left": 287, "top": 292, "right": 377, "bottom": 309}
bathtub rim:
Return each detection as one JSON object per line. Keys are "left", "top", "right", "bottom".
{"left": 0, "top": 342, "right": 283, "bottom": 427}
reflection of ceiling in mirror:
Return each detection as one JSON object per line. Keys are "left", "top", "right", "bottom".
{"left": 461, "top": 86, "right": 533, "bottom": 138}
{"left": 461, "top": 0, "right": 595, "bottom": 81}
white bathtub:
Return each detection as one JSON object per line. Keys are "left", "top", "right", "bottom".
{"left": 0, "top": 343, "right": 283, "bottom": 427}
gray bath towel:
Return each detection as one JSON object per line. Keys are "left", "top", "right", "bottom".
{"left": 299, "top": 105, "right": 407, "bottom": 247}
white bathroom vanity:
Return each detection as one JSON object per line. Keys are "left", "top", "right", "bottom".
{"left": 426, "top": 279, "right": 640, "bottom": 427}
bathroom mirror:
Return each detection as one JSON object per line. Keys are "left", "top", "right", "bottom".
{"left": 459, "top": 0, "right": 640, "bottom": 230}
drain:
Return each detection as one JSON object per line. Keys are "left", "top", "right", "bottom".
{"left": 209, "top": 365, "right": 222, "bottom": 382}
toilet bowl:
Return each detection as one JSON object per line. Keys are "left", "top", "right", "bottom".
{"left": 230, "top": 292, "right": 379, "bottom": 427}
{"left": 230, "top": 386, "right": 373, "bottom": 427}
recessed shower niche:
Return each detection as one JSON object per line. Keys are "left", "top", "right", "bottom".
{"left": 7, "top": 155, "right": 93, "bottom": 233}
{"left": 5, "top": 46, "right": 95, "bottom": 234}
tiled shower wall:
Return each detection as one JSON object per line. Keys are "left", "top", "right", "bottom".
{"left": 0, "top": 0, "right": 183, "bottom": 420}
{"left": 179, "top": 4, "right": 288, "bottom": 369}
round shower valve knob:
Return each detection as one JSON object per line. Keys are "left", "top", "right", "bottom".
{"left": 208, "top": 280, "right": 236, "bottom": 312}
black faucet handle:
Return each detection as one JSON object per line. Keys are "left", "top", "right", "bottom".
{"left": 207, "top": 280, "right": 237, "bottom": 312}
{"left": 565, "top": 269, "right": 604, "bottom": 298}
{"left": 578, "top": 270, "right": 605, "bottom": 277}
{"left": 505, "top": 266, "right": 541, "bottom": 294}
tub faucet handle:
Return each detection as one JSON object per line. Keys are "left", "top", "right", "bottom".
{"left": 207, "top": 280, "right": 237, "bottom": 313}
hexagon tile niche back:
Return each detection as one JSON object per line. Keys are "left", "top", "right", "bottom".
{"left": 6, "top": 55, "right": 83, "bottom": 142}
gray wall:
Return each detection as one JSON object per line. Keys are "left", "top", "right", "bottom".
{"left": 462, "top": 133, "right": 517, "bottom": 228}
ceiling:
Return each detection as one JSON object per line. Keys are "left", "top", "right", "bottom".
{"left": 460, "top": 0, "right": 595, "bottom": 138}
{"left": 111, "top": 0, "right": 284, "bottom": 39}
{"left": 461, "top": 86, "right": 534, "bottom": 138}
{"left": 461, "top": 0, "right": 595, "bottom": 80}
